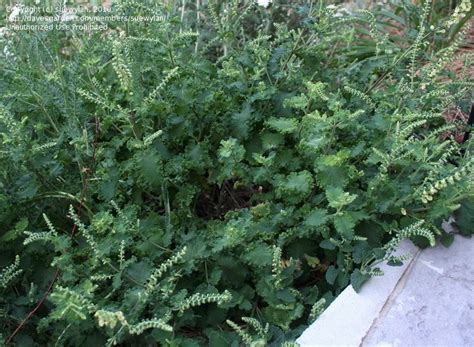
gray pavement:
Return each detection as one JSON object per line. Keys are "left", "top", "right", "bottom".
{"left": 362, "top": 235, "right": 474, "bottom": 347}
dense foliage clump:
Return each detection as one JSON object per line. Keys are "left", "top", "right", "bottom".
{"left": 0, "top": 0, "right": 472, "bottom": 345}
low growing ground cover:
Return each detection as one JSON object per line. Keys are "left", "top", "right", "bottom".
{"left": 0, "top": 0, "right": 473, "bottom": 345}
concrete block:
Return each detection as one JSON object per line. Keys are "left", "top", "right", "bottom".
{"left": 297, "top": 241, "right": 419, "bottom": 347}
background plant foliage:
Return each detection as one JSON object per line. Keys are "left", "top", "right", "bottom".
{"left": 0, "top": 0, "right": 473, "bottom": 346}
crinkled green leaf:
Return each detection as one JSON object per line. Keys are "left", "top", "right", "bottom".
{"left": 333, "top": 213, "right": 356, "bottom": 239}
{"left": 266, "top": 117, "right": 299, "bottom": 134}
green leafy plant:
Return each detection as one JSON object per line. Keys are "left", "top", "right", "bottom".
{"left": 0, "top": 0, "right": 472, "bottom": 345}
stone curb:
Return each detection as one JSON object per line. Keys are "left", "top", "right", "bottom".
{"left": 297, "top": 241, "right": 420, "bottom": 347}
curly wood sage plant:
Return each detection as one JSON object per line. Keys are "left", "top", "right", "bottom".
{"left": 0, "top": 0, "right": 472, "bottom": 345}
